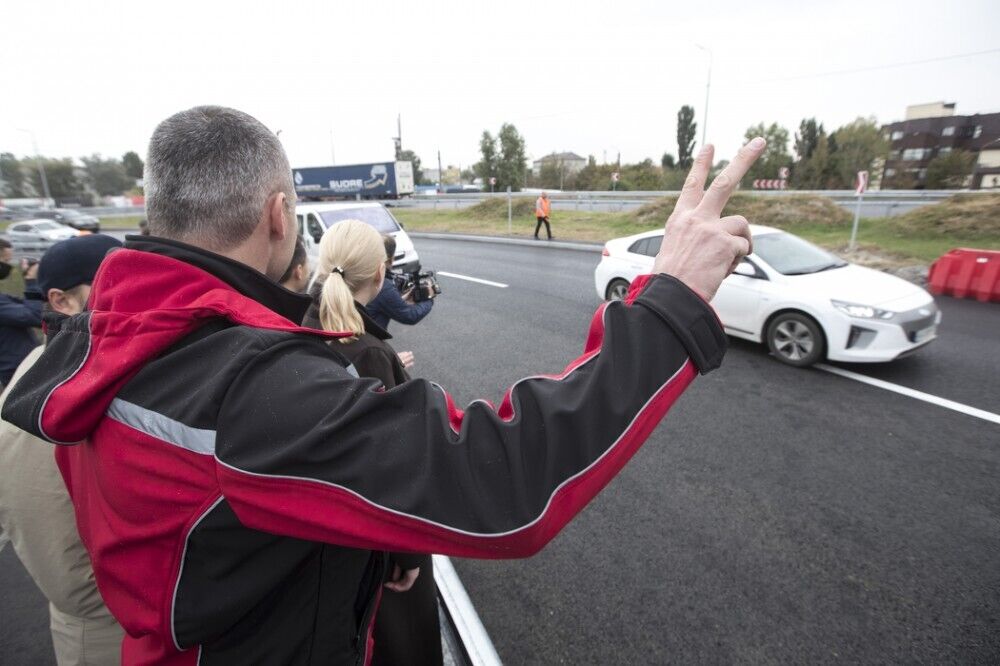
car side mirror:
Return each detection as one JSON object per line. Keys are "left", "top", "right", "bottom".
{"left": 733, "top": 261, "right": 757, "bottom": 278}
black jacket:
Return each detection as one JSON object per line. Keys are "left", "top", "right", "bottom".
{"left": 0, "top": 286, "right": 42, "bottom": 385}
{"left": 2, "top": 235, "right": 727, "bottom": 664}
{"left": 303, "top": 291, "right": 409, "bottom": 392}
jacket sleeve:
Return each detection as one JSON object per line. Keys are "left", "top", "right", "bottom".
{"left": 0, "top": 296, "right": 43, "bottom": 328}
{"left": 369, "top": 284, "right": 433, "bottom": 326}
{"left": 214, "top": 274, "right": 727, "bottom": 559}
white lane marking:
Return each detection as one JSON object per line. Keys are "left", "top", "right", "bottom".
{"left": 433, "top": 555, "right": 502, "bottom": 666}
{"left": 437, "top": 271, "right": 509, "bottom": 289}
{"left": 816, "top": 363, "right": 1000, "bottom": 426}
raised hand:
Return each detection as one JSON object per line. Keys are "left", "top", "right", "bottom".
{"left": 651, "top": 137, "right": 766, "bottom": 301}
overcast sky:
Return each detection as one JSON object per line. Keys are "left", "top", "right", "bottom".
{"left": 2, "top": 0, "right": 998, "bottom": 173}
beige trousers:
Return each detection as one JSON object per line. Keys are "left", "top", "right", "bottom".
{"left": 49, "top": 603, "right": 124, "bottom": 666}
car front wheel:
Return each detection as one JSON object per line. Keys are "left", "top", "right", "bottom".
{"left": 766, "top": 312, "right": 825, "bottom": 367}
{"left": 605, "top": 279, "right": 630, "bottom": 301}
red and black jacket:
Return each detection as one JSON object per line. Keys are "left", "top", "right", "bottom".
{"left": 2, "top": 235, "right": 727, "bottom": 665}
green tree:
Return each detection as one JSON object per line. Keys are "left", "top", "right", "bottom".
{"left": 792, "top": 130, "right": 833, "bottom": 189}
{"left": 496, "top": 123, "right": 527, "bottom": 192}
{"left": 676, "top": 106, "right": 697, "bottom": 169}
{"left": 474, "top": 131, "right": 498, "bottom": 185}
{"left": 0, "top": 153, "right": 27, "bottom": 197}
{"left": 538, "top": 160, "right": 563, "bottom": 190}
{"left": 81, "top": 154, "right": 133, "bottom": 197}
{"left": 794, "top": 118, "right": 824, "bottom": 161}
{"left": 924, "top": 149, "right": 976, "bottom": 189}
{"left": 398, "top": 149, "right": 424, "bottom": 185}
{"left": 743, "top": 122, "right": 792, "bottom": 182}
{"left": 122, "top": 151, "right": 144, "bottom": 179}
{"left": 620, "top": 159, "right": 662, "bottom": 191}
{"left": 660, "top": 153, "right": 675, "bottom": 169}
{"left": 827, "top": 117, "right": 888, "bottom": 189}
{"left": 25, "top": 158, "right": 84, "bottom": 201}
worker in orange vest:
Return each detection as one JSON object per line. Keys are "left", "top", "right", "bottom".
{"left": 534, "top": 191, "right": 552, "bottom": 240}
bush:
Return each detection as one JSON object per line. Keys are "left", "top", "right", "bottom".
{"left": 887, "top": 193, "right": 1000, "bottom": 238}
{"left": 633, "top": 193, "right": 850, "bottom": 229}
{"left": 465, "top": 197, "right": 537, "bottom": 219}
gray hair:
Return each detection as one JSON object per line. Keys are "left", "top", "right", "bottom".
{"left": 144, "top": 106, "right": 292, "bottom": 250}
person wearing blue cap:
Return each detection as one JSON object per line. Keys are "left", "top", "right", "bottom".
{"left": 0, "top": 234, "right": 124, "bottom": 665}
{"left": 0, "top": 238, "right": 43, "bottom": 388}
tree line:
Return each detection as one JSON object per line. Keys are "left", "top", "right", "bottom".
{"left": 439, "top": 107, "right": 977, "bottom": 192}
{"left": 0, "top": 152, "right": 144, "bottom": 204}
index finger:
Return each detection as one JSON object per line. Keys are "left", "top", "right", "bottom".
{"left": 697, "top": 137, "right": 766, "bottom": 217}
{"left": 674, "top": 144, "right": 715, "bottom": 214}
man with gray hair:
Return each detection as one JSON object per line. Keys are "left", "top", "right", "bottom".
{"left": 3, "top": 105, "right": 763, "bottom": 664}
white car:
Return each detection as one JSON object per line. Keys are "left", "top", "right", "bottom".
{"left": 296, "top": 202, "right": 420, "bottom": 273}
{"left": 594, "top": 226, "right": 941, "bottom": 366}
{"left": 6, "top": 219, "right": 79, "bottom": 256}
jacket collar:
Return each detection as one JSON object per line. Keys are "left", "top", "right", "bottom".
{"left": 357, "top": 302, "right": 391, "bottom": 341}
{"left": 124, "top": 235, "right": 311, "bottom": 324}
{"left": 304, "top": 283, "right": 392, "bottom": 341}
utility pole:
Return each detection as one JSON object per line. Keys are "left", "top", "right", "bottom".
{"left": 695, "top": 44, "right": 712, "bottom": 149}
{"left": 437, "top": 150, "right": 443, "bottom": 193}
{"left": 392, "top": 114, "right": 402, "bottom": 159}
{"left": 18, "top": 128, "right": 51, "bottom": 203}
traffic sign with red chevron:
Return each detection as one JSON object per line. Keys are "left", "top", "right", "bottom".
{"left": 752, "top": 179, "right": 787, "bottom": 190}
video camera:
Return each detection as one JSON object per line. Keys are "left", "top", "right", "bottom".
{"left": 392, "top": 269, "right": 442, "bottom": 303}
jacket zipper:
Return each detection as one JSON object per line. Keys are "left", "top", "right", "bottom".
{"left": 354, "top": 553, "right": 387, "bottom": 666}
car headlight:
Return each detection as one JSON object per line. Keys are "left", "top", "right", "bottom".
{"left": 831, "top": 300, "right": 894, "bottom": 320}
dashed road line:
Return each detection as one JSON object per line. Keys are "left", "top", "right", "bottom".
{"left": 437, "top": 272, "right": 509, "bottom": 289}
{"left": 816, "top": 363, "right": 1000, "bottom": 426}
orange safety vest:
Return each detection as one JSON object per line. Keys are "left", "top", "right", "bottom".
{"left": 535, "top": 197, "right": 550, "bottom": 218}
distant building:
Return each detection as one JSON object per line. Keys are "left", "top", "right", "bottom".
{"left": 975, "top": 144, "right": 1000, "bottom": 190}
{"left": 532, "top": 152, "right": 587, "bottom": 177}
{"left": 881, "top": 102, "right": 1000, "bottom": 189}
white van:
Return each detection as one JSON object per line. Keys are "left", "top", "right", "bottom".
{"left": 296, "top": 202, "right": 420, "bottom": 274}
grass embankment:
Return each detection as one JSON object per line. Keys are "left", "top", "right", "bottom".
{"left": 97, "top": 215, "right": 144, "bottom": 229}
{"left": 395, "top": 193, "right": 1000, "bottom": 265}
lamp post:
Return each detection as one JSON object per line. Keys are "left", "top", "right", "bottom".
{"left": 694, "top": 44, "right": 712, "bottom": 149}
{"left": 17, "top": 128, "right": 52, "bottom": 203}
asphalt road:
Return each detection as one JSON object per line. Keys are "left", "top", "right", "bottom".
{"left": 2, "top": 237, "right": 997, "bottom": 663}
{"left": 388, "top": 239, "right": 999, "bottom": 664}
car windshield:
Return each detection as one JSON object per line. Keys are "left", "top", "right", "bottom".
{"left": 753, "top": 232, "right": 847, "bottom": 275}
{"left": 34, "top": 221, "right": 62, "bottom": 230}
{"left": 318, "top": 207, "right": 400, "bottom": 234}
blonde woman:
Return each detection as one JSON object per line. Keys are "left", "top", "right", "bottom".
{"left": 302, "top": 219, "right": 442, "bottom": 666}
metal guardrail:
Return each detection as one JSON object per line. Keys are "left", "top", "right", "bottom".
{"left": 78, "top": 189, "right": 984, "bottom": 219}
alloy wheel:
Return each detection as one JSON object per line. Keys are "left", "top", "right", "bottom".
{"left": 773, "top": 320, "right": 815, "bottom": 362}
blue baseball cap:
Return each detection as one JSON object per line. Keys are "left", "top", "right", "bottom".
{"left": 37, "top": 234, "right": 122, "bottom": 300}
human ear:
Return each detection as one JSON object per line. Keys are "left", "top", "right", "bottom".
{"left": 268, "top": 192, "right": 290, "bottom": 241}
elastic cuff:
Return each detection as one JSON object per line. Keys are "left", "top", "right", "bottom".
{"left": 632, "top": 274, "right": 728, "bottom": 374}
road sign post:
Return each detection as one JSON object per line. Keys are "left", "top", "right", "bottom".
{"left": 849, "top": 170, "right": 869, "bottom": 251}
{"left": 490, "top": 176, "right": 496, "bottom": 194}
{"left": 507, "top": 185, "right": 512, "bottom": 234}
{"left": 611, "top": 171, "right": 619, "bottom": 191}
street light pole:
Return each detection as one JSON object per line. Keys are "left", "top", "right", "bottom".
{"left": 695, "top": 44, "right": 712, "bottom": 149}
{"left": 18, "top": 128, "right": 51, "bottom": 203}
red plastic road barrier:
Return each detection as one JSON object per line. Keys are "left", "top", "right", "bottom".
{"left": 928, "top": 248, "right": 1000, "bottom": 302}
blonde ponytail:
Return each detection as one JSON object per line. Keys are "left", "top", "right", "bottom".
{"left": 316, "top": 219, "right": 386, "bottom": 343}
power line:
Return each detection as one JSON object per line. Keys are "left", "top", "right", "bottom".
{"left": 747, "top": 47, "right": 1000, "bottom": 84}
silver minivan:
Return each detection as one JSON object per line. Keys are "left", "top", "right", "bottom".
{"left": 295, "top": 202, "right": 420, "bottom": 274}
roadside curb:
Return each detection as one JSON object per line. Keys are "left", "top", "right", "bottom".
{"left": 409, "top": 232, "right": 602, "bottom": 254}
